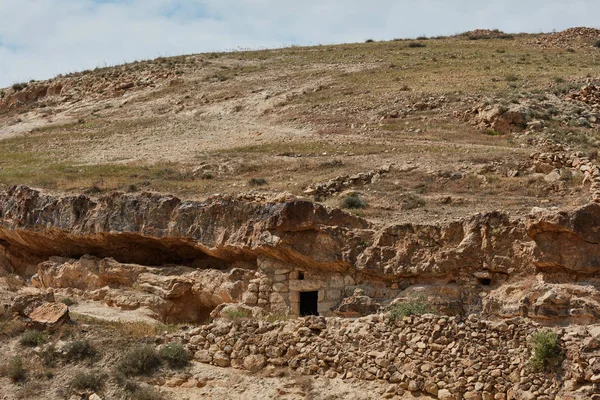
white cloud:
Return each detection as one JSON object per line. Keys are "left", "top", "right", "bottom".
{"left": 0, "top": 0, "right": 599, "bottom": 87}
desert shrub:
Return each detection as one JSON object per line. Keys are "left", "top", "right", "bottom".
{"left": 70, "top": 370, "right": 106, "bottom": 391}
{"left": 59, "top": 297, "right": 77, "bottom": 306}
{"left": 529, "top": 329, "right": 560, "bottom": 372}
{"left": 505, "top": 74, "right": 519, "bottom": 82}
{"left": 341, "top": 195, "right": 367, "bottom": 209}
{"left": 389, "top": 296, "right": 435, "bottom": 321}
{"left": 11, "top": 82, "right": 28, "bottom": 91}
{"left": 6, "top": 356, "right": 26, "bottom": 382}
{"left": 365, "top": 39, "right": 375, "bottom": 43}
{"left": 39, "top": 344, "right": 58, "bottom": 367}
{"left": 401, "top": 193, "right": 425, "bottom": 210}
{"left": 593, "top": 40, "right": 600, "bottom": 48}
{"left": 222, "top": 308, "right": 252, "bottom": 320}
{"left": 484, "top": 129, "right": 502, "bottom": 136}
{"left": 319, "top": 159, "right": 344, "bottom": 168}
{"left": 159, "top": 343, "right": 189, "bottom": 368}
{"left": 117, "top": 345, "right": 161, "bottom": 376}
{"left": 20, "top": 330, "right": 47, "bottom": 347}
{"left": 63, "top": 340, "right": 98, "bottom": 362}
{"left": 407, "top": 42, "right": 426, "bottom": 48}
{"left": 248, "top": 177, "right": 268, "bottom": 187}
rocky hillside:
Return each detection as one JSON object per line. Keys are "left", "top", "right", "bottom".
{"left": 1, "top": 27, "right": 600, "bottom": 400}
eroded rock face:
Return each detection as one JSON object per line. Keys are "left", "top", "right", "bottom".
{"left": 2, "top": 186, "right": 600, "bottom": 324}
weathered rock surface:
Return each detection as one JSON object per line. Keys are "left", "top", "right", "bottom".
{"left": 27, "top": 302, "right": 69, "bottom": 328}
{"left": 2, "top": 186, "right": 600, "bottom": 324}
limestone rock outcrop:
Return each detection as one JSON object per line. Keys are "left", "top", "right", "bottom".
{"left": 1, "top": 186, "right": 600, "bottom": 324}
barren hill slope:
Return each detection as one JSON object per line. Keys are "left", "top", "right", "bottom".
{"left": 1, "top": 30, "right": 599, "bottom": 225}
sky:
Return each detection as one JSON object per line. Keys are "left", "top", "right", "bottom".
{"left": 0, "top": 0, "right": 599, "bottom": 87}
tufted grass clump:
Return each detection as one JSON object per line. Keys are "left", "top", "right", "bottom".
{"left": 64, "top": 340, "right": 98, "bottom": 362}
{"left": 117, "top": 345, "right": 161, "bottom": 376}
{"left": 248, "top": 177, "right": 268, "bottom": 187}
{"left": 341, "top": 195, "right": 367, "bottom": 209}
{"left": 389, "top": 296, "right": 435, "bottom": 321}
{"left": 529, "top": 329, "right": 561, "bottom": 372}
{"left": 70, "top": 370, "right": 107, "bottom": 391}
{"left": 159, "top": 342, "right": 189, "bottom": 369}
{"left": 20, "top": 330, "right": 47, "bottom": 347}
{"left": 6, "top": 356, "right": 26, "bottom": 382}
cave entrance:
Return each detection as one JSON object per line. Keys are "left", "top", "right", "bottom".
{"left": 299, "top": 291, "right": 319, "bottom": 317}
{"left": 478, "top": 278, "right": 492, "bottom": 286}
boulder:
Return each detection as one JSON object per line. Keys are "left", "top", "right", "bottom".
{"left": 27, "top": 302, "right": 69, "bottom": 328}
{"left": 334, "top": 288, "right": 380, "bottom": 317}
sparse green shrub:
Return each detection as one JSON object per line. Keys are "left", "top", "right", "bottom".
{"left": 39, "top": 344, "right": 58, "bottom": 367}
{"left": 505, "top": 74, "right": 519, "bottom": 82}
{"left": 529, "top": 329, "right": 560, "bottom": 372}
{"left": 319, "top": 159, "right": 344, "bottom": 168}
{"left": 389, "top": 296, "right": 435, "bottom": 321}
{"left": 159, "top": 342, "right": 189, "bottom": 368}
{"left": 408, "top": 42, "right": 426, "bottom": 48}
{"left": 11, "top": 82, "right": 28, "bottom": 91}
{"left": 222, "top": 308, "right": 252, "bottom": 320}
{"left": 484, "top": 129, "right": 502, "bottom": 136}
{"left": 341, "top": 195, "right": 367, "bottom": 209}
{"left": 248, "top": 177, "right": 268, "bottom": 187}
{"left": 20, "top": 330, "right": 47, "bottom": 347}
{"left": 6, "top": 356, "right": 26, "bottom": 382}
{"left": 401, "top": 193, "right": 425, "bottom": 210}
{"left": 64, "top": 340, "right": 98, "bottom": 362}
{"left": 117, "top": 345, "right": 161, "bottom": 376}
{"left": 0, "top": 90, "right": 5, "bottom": 98}
{"left": 59, "top": 297, "right": 77, "bottom": 306}
{"left": 553, "top": 76, "right": 565, "bottom": 83}
{"left": 70, "top": 370, "right": 106, "bottom": 391}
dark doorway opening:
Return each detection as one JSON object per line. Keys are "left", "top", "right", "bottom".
{"left": 299, "top": 291, "right": 319, "bottom": 316}
{"left": 478, "top": 278, "right": 492, "bottom": 286}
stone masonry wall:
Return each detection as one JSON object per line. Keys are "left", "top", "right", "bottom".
{"left": 163, "top": 314, "right": 600, "bottom": 400}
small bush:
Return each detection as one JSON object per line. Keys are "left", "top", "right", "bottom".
{"left": 11, "top": 82, "right": 28, "bottom": 91}
{"left": 159, "top": 342, "right": 189, "bottom": 368}
{"left": 505, "top": 74, "right": 519, "bottom": 82}
{"left": 70, "top": 370, "right": 106, "bottom": 391}
{"left": 319, "top": 159, "right": 344, "bottom": 168}
{"left": 553, "top": 76, "right": 565, "bottom": 83}
{"left": 401, "top": 193, "right": 425, "bottom": 210}
{"left": 341, "top": 195, "right": 367, "bottom": 209}
{"left": 407, "top": 42, "right": 426, "bottom": 48}
{"left": 59, "top": 297, "right": 77, "bottom": 306}
{"left": 222, "top": 308, "right": 252, "bottom": 320}
{"left": 64, "top": 340, "right": 98, "bottom": 362}
{"left": 365, "top": 39, "right": 375, "bottom": 43}
{"left": 484, "top": 129, "right": 502, "bottom": 136}
{"left": 20, "top": 330, "right": 47, "bottom": 347}
{"left": 39, "top": 344, "right": 58, "bottom": 367}
{"left": 529, "top": 329, "right": 560, "bottom": 372}
{"left": 117, "top": 345, "right": 161, "bottom": 376}
{"left": 248, "top": 177, "right": 268, "bottom": 187}
{"left": 6, "top": 356, "right": 26, "bottom": 382}
{"left": 389, "top": 296, "right": 435, "bottom": 321}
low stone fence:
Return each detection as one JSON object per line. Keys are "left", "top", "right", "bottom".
{"left": 162, "top": 314, "right": 600, "bottom": 400}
